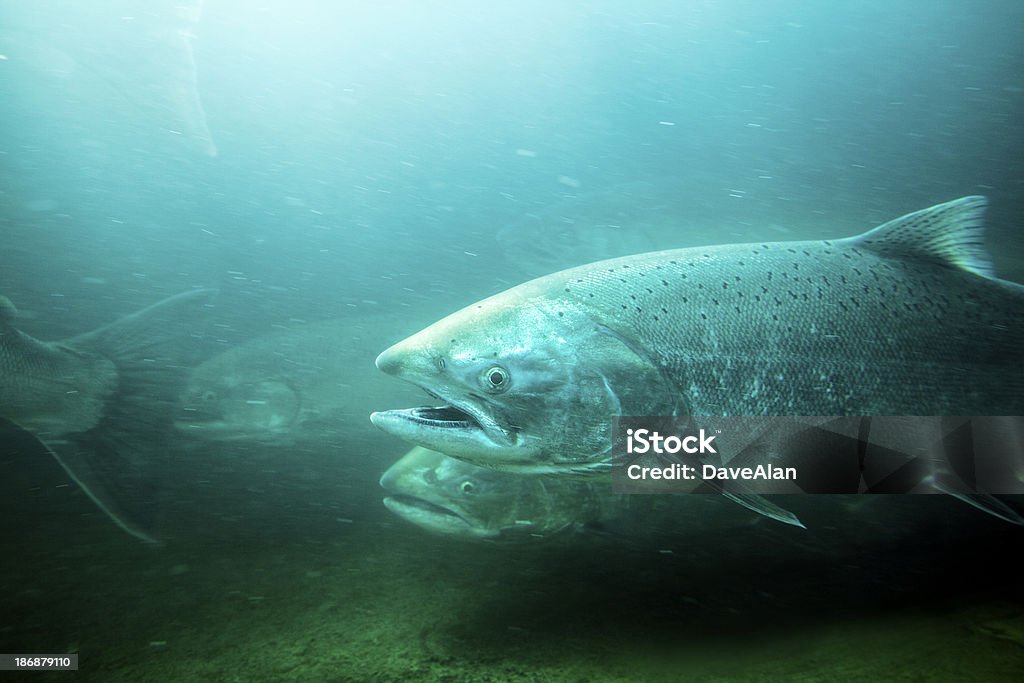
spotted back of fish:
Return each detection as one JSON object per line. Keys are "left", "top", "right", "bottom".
{"left": 533, "top": 197, "right": 1023, "bottom": 416}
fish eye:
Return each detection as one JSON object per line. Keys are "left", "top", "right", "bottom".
{"left": 480, "top": 365, "right": 510, "bottom": 393}
{"left": 460, "top": 480, "right": 477, "bottom": 494}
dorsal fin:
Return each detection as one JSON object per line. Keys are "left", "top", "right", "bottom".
{"left": 851, "top": 195, "right": 994, "bottom": 277}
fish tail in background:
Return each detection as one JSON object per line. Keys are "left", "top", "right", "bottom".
{"left": 159, "top": 0, "right": 217, "bottom": 156}
{"left": 43, "top": 289, "right": 216, "bottom": 543}
{"left": 0, "top": 0, "right": 216, "bottom": 157}
{"left": 86, "top": 0, "right": 217, "bottom": 157}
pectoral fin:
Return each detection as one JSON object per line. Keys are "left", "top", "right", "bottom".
{"left": 721, "top": 490, "right": 806, "bottom": 529}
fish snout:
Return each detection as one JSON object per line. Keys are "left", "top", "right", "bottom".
{"left": 375, "top": 345, "right": 403, "bottom": 376}
{"left": 379, "top": 464, "right": 400, "bottom": 491}
{"left": 375, "top": 339, "right": 435, "bottom": 379}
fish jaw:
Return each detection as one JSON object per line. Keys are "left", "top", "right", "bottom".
{"left": 369, "top": 307, "right": 551, "bottom": 467}
{"left": 383, "top": 495, "right": 502, "bottom": 539}
{"left": 379, "top": 448, "right": 498, "bottom": 539}
{"left": 370, "top": 340, "right": 525, "bottom": 460}
{"left": 370, "top": 406, "right": 516, "bottom": 453}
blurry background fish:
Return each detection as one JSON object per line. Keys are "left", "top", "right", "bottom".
{"left": 178, "top": 315, "right": 423, "bottom": 444}
{"left": 0, "top": 0, "right": 216, "bottom": 157}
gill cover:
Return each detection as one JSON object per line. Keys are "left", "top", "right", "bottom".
{"left": 532, "top": 318, "right": 685, "bottom": 472}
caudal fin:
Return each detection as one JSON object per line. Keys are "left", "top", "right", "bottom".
{"left": 41, "top": 290, "right": 214, "bottom": 543}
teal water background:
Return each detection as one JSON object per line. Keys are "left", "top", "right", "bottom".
{"left": 1, "top": 2, "right": 1022, "bottom": 680}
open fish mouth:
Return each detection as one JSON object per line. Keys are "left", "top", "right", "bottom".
{"left": 175, "top": 404, "right": 297, "bottom": 440}
{"left": 404, "top": 405, "right": 478, "bottom": 428}
{"left": 175, "top": 405, "right": 230, "bottom": 433}
{"left": 371, "top": 389, "right": 516, "bottom": 448}
{"left": 383, "top": 495, "right": 470, "bottom": 527}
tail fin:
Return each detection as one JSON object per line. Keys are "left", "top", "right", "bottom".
{"left": 42, "top": 289, "right": 214, "bottom": 543}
